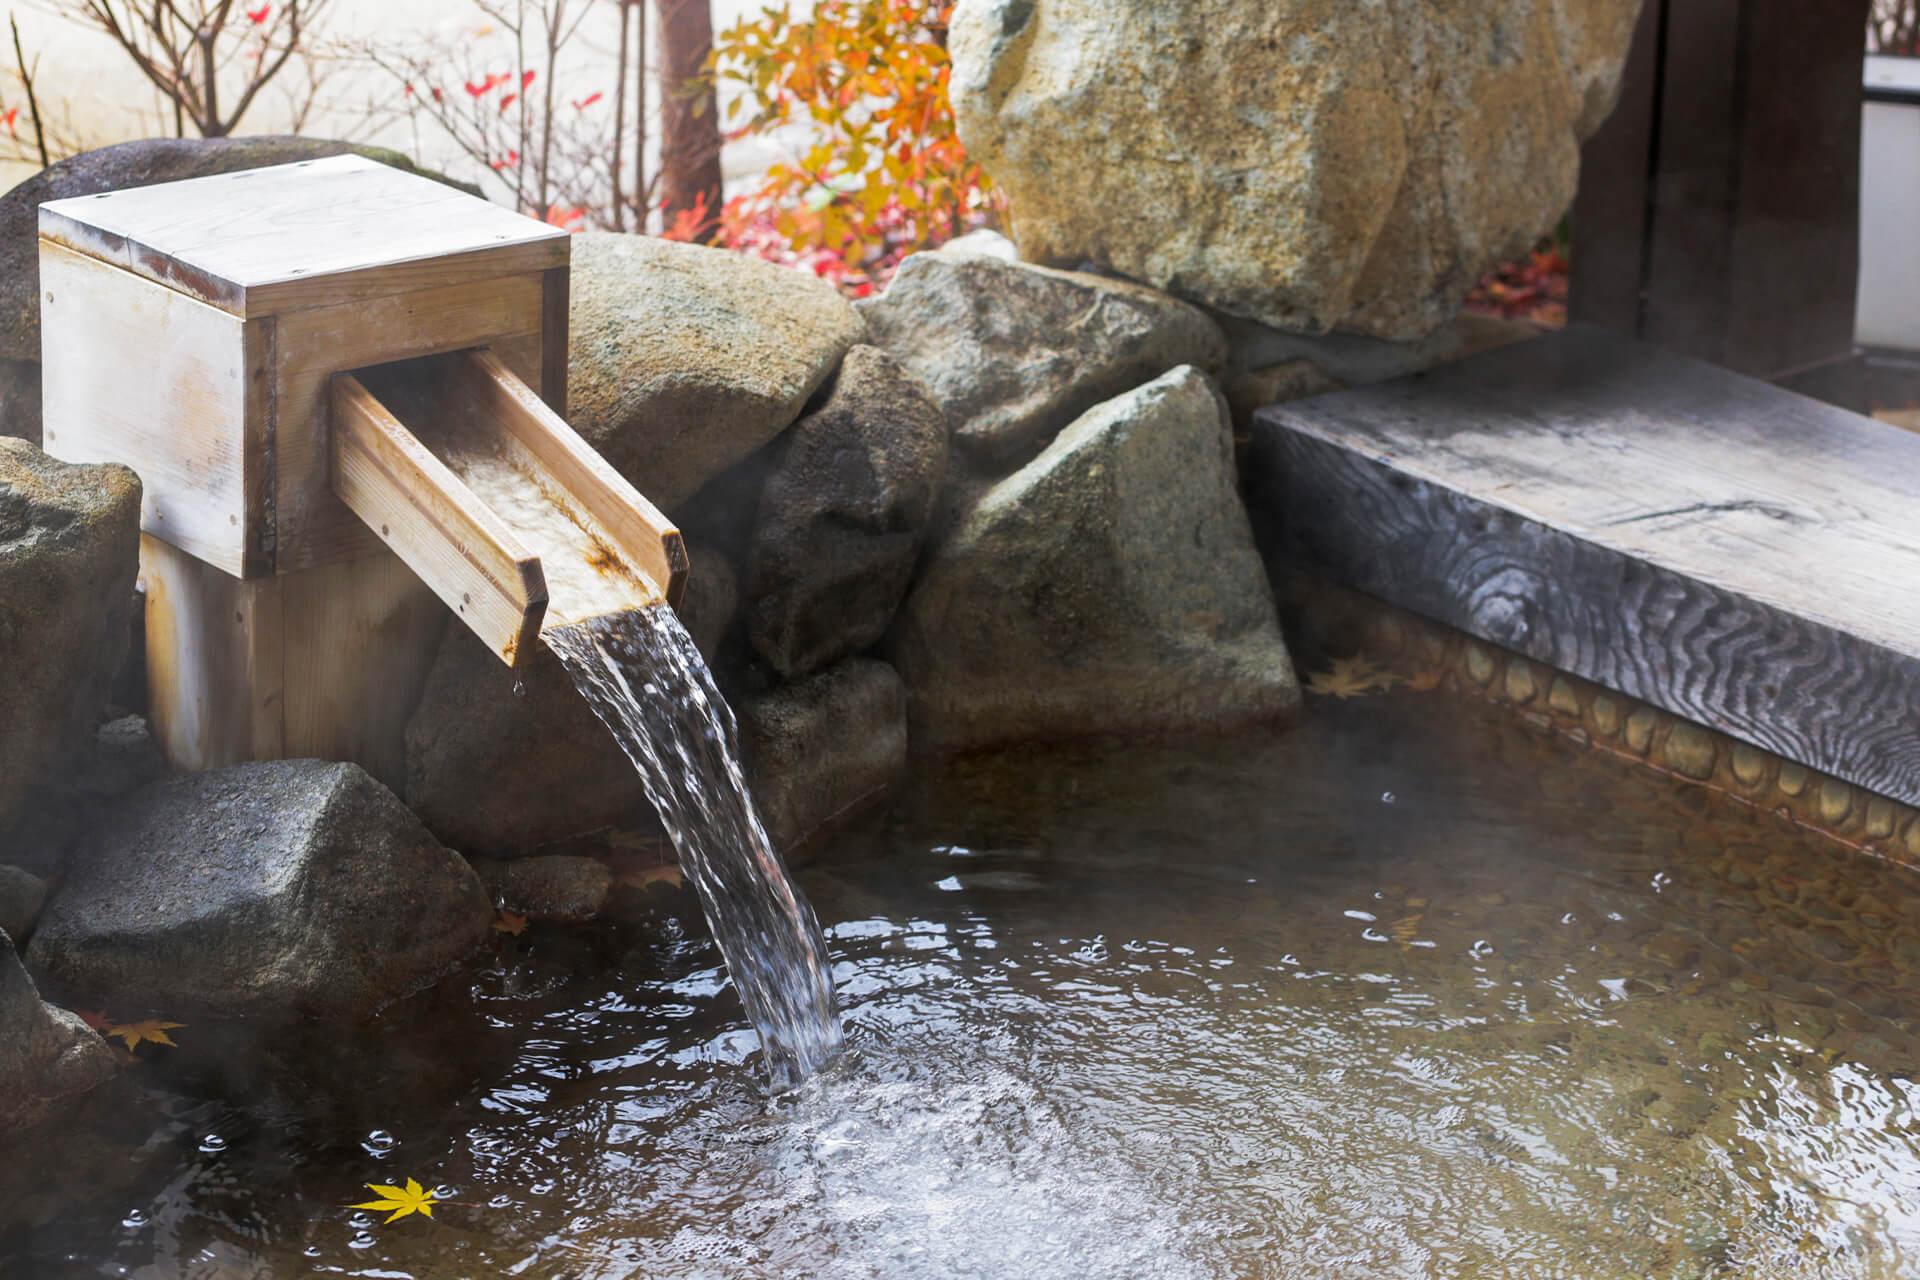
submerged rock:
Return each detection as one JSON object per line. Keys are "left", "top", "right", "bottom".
{"left": 473, "top": 854, "right": 614, "bottom": 924}
{"left": 567, "top": 233, "right": 866, "bottom": 512}
{"left": 896, "top": 366, "right": 1299, "bottom": 750}
{"left": 0, "top": 137, "right": 477, "bottom": 444}
{"left": 29, "top": 761, "right": 491, "bottom": 1019}
{"left": 857, "top": 249, "right": 1225, "bottom": 469}
{"left": 741, "top": 659, "right": 908, "bottom": 856}
{"left": 948, "top": 0, "right": 1639, "bottom": 339}
{"left": 747, "top": 346, "right": 948, "bottom": 678}
{"left": 0, "top": 440, "right": 141, "bottom": 833}
{"left": 0, "top": 928, "right": 115, "bottom": 1136}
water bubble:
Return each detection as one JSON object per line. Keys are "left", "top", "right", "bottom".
{"left": 120, "top": 1209, "right": 148, "bottom": 1230}
{"left": 434, "top": 1185, "right": 457, "bottom": 1201}
{"left": 1469, "top": 939, "right": 1496, "bottom": 960}
{"left": 1381, "top": 791, "right": 1396, "bottom": 804}
{"left": 511, "top": 678, "right": 527, "bottom": 698}
{"left": 362, "top": 1129, "right": 397, "bottom": 1156}
{"left": 529, "top": 1180, "right": 555, "bottom": 1196}
{"left": 349, "top": 1231, "right": 376, "bottom": 1250}
{"left": 488, "top": 1194, "right": 513, "bottom": 1209}
{"left": 303, "top": 1245, "right": 322, "bottom": 1258}
{"left": 1361, "top": 927, "right": 1389, "bottom": 943}
{"left": 348, "top": 1212, "right": 374, "bottom": 1230}
{"left": 197, "top": 1134, "right": 227, "bottom": 1154}
{"left": 1650, "top": 871, "right": 1673, "bottom": 892}
{"left": 1560, "top": 912, "right": 1577, "bottom": 925}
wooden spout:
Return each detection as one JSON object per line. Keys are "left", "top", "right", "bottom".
{"left": 330, "top": 350, "right": 687, "bottom": 667}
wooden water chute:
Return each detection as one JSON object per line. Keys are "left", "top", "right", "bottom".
{"left": 36, "top": 156, "right": 685, "bottom": 786}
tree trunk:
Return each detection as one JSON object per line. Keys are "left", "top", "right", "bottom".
{"left": 656, "top": 0, "right": 722, "bottom": 241}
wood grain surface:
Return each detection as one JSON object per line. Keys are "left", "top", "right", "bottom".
{"left": 37, "top": 155, "right": 566, "bottom": 317}
{"left": 1247, "top": 325, "right": 1920, "bottom": 806}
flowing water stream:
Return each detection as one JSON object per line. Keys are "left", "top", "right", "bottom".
{"left": 546, "top": 607, "right": 843, "bottom": 1091}
{"left": 364, "top": 358, "right": 844, "bottom": 1089}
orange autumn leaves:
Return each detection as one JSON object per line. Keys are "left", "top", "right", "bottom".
{"left": 710, "top": 0, "right": 1003, "bottom": 293}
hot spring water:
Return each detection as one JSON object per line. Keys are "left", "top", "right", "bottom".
{"left": 547, "top": 607, "right": 843, "bottom": 1090}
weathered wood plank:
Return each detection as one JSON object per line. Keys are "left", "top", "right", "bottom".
{"left": 273, "top": 270, "right": 546, "bottom": 574}
{"left": 1247, "top": 325, "right": 1920, "bottom": 807}
{"left": 357, "top": 352, "right": 685, "bottom": 630}
{"left": 37, "top": 155, "right": 566, "bottom": 318}
{"left": 331, "top": 372, "right": 548, "bottom": 666}
{"left": 39, "top": 242, "right": 259, "bottom": 577}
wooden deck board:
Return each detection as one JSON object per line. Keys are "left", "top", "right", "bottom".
{"left": 1247, "top": 325, "right": 1920, "bottom": 806}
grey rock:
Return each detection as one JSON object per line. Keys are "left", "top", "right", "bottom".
{"left": 1, "top": 714, "right": 167, "bottom": 876}
{"left": 949, "top": 0, "right": 1639, "bottom": 339}
{"left": 896, "top": 366, "right": 1299, "bottom": 751}
{"left": 0, "top": 439, "right": 141, "bottom": 830}
{"left": 403, "top": 573, "right": 730, "bottom": 858}
{"left": 857, "top": 249, "right": 1225, "bottom": 469}
{"left": 0, "top": 358, "right": 39, "bottom": 446}
{"left": 0, "top": 865, "right": 48, "bottom": 941}
{"left": 741, "top": 659, "right": 908, "bottom": 857}
{"left": 1217, "top": 312, "right": 1539, "bottom": 429}
{"left": 679, "top": 539, "right": 741, "bottom": 663}
{"left": 28, "top": 760, "right": 491, "bottom": 1019}
{"left": 567, "top": 233, "right": 866, "bottom": 513}
{"left": 0, "top": 138, "right": 481, "bottom": 413}
{"left": 748, "top": 346, "right": 948, "bottom": 678}
{"left": 939, "top": 228, "right": 1020, "bottom": 262}
{"left": 474, "top": 855, "right": 613, "bottom": 923}
{"left": 1, "top": 928, "right": 115, "bottom": 1136}
{"left": 405, "top": 625, "right": 650, "bottom": 858}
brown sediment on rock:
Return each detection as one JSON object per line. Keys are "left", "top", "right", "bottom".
{"left": 1280, "top": 571, "right": 1920, "bottom": 874}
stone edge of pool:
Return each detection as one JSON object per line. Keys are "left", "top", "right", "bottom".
{"left": 1280, "top": 572, "right": 1920, "bottom": 872}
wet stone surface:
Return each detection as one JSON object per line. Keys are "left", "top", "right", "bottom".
{"left": 1, "top": 689, "right": 1917, "bottom": 1277}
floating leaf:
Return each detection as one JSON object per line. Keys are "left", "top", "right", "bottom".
{"left": 351, "top": 1178, "right": 442, "bottom": 1224}
{"left": 1403, "top": 669, "right": 1443, "bottom": 692}
{"left": 1304, "top": 656, "right": 1400, "bottom": 700}
{"left": 492, "top": 911, "right": 528, "bottom": 936}
{"left": 105, "top": 1019, "right": 185, "bottom": 1051}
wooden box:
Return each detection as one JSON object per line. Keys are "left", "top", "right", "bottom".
{"left": 34, "top": 157, "right": 678, "bottom": 787}
{"left": 38, "top": 154, "right": 571, "bottom": 579}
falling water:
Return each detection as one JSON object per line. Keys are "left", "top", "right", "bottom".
{"left": 547, "top": 605, "right": 843, "bottom": 1090}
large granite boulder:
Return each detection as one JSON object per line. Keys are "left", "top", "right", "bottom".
{"left": 747, "top": 346, "right": 948, "bottom": 678}
{"left": 1, "top": 928, "right": 115, "bottom": 1136}
{"left": 568, "top": 234, "right": 867, "bottom": 512}
{"left": 28, "top": 761, "right": 491, "bottom": 1019}
{"left": 403, "top": 565, "right": 731, "bottom": 858}
{"left": 857, "top": 249, "right": 1225, "bottom": 469}
{"left": 949, "top": 0, "right": 1641, "bottom": 340}
{"left": 741, "top": 659, "right": 909, "bottom": 856}
{"left": 896, "top": 366, "right": 1299, "bottom": 751}
{"left": 1, "top": 137, "right": 478, "bottom": 445}
{"left": 0, "top": 440, "right": 141, "bottom": 832}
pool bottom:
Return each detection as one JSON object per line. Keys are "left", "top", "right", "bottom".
{"left": 4, "top": 687, "right": 1918, "bottom": 1278}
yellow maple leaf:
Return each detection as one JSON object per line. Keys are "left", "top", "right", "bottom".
{"left": 1403, "top": 669, "right": 1443, "bottom": 692}
{"left": 105, "top": 1019, "right": 185, "bottom": 1051}
{"left": 492, "top": 910, "right": 528, "bottom": 936}
{"left": 1305, "top": 656, "right": 1400, "bottom": 700}
{"left": 351, "top": 1177, "right": 442, "bottom": 1224}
